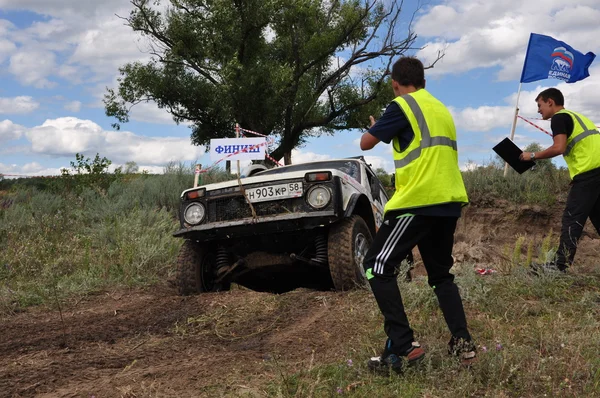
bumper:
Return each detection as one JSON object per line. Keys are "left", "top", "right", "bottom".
{"left": 173, "top": 211, "right": 339, "bottom": 241}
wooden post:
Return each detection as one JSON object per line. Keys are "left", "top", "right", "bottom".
{"left": 504, "top": 83, "right": 523, "bottom": 177}
{"left": 235, "top": 123, "right": 241, "bottom": 176}
{"left": 194, "top": 164, "right": 202, "bottom": 187}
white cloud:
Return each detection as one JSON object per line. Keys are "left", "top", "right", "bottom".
{"left": 0, "top": 19, "right": 16, "bottom": 63}
{"left": 23, "top": 117, "right": 205, "bottom": 165}
{"left": 0, "top": 38, "right": 16, "bottom": 63}
{"left": 0, "top": 119, "right": 25, "bottom": 143}
{"left": 0, "top": 0, "right": 127, "bottom": 19}
{"left": 0, "top": 161, "right": 63, "bottom": 177}
{"left": 460, "top": 161, "right": 480, "bottom": 171}
{"left": 0, "top": 1, "right": 153, "bottom": 94}
{"left": 447, "top": 66, "right": 600, "bottom": 139}
{"left": 291, "top": 149, "right": 331, "bottom": 164}
{"left": 363, "top": 156, "right": 393, "bottom": 172}
{"left": 449, "top": 105, "right": 515, "bottom": 133}
{"left": 64, "top": 100, "right": 82, "bottom": 112}
{"left": 0, "top": 96, "right": 40, "bottom": 114}
{"left": 135, "top": 165, "right": 165, "bottom": 174}
{"left": 68, "top": 17, "right": 152, "bottom": 79}
{"left": 9, "top": 50, "right": 57, "bottom": 88}
{"left": 129, "top": 102, "right": 178, "bottom": 125}
{"left": 415, "top": 1, "right": 600, "bottom": 81}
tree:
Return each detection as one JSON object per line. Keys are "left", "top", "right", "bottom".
{"left": 61, "top": 153, "right": 122, "bottom": 193}
{"left": 123, "top": 161, "right": 140, "bottom": 174}
{"left": 105, "top": 0, "right": 441, "bottom": 164}
{"left": 523, "top": 142, "right": 555, "bottom": 172}
{"left": 373, "top": 167, "right": 391, "bottom": 187}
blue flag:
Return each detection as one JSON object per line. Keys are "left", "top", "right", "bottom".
{"left": 520, "top": 33, "right": 595, "bottom": 84}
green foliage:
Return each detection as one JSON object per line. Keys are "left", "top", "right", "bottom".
{"left": 123, "top": 161, "right": 140, "bottom": 174}
{"left": 540, "top": 228, "right": 557, "bottom": 264}
{"left": 377, "top": 151, "right": 570, "bottom": 206}
{"left": 524, "top": 142, "right": 556, "bottom": 173}
{"left": 60, "top": 153, "right": 122, "bottom": 194}
{"left": 105, "top": 0, "right": 425, "bottom": 161}
{"left": 0, "top": 162, "right": 234, "bottom": 310}
{"left": 462, "top": 161, "right": 571, "bottom": 206}
{"left": 373, "top": 167, "right": 391, "bottom": 187}
{"left": 258, "top": 267, "right": 600, "bottom": 397}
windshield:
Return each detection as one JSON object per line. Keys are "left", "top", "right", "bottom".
{"left": 256, "top": 160, "right": 362, "bottom": 182}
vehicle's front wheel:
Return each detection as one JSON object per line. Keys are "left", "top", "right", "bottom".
{"left": 175, "top": 240, "right": 230, "bottom": 295}
{"left": 327, "top": 215, "right": 373, "bottom": 291}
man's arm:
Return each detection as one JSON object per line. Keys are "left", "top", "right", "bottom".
{"left": 519, "top": 134, "right": 567, "bottom": 161}
{"left": 360, "top": 131, "right": 380, "bottom": 150}
{"left": 360, "top": 115, "right": 379, "bottom": 150}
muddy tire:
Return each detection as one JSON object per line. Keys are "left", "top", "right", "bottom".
{"left": 328, "top": 215, "right": 373, "bottom": 291}
{"left": 176, "top": 240, "right": 230, "bottom": 295}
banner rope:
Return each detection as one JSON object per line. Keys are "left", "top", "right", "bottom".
{"left": 517, "top": 115, "right": 553, "bottom": 137}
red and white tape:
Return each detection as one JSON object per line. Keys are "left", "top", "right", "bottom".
{"left": 239, "top": 129, "right": 283, "bottom": 167}
{"left": 518, "top": 115, "right": 552, "bottom": 137}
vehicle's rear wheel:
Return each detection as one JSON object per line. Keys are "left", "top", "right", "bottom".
{"left": 327, "top": 215, "right": 373, "bottom": 291}
{"left": 176, "top": 240, "right": 231, "bottom": 295}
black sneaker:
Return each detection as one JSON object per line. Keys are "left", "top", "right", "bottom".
{"left": 367, "top": 341, "right": 425, "bottom": 375}
{"left": 529, "top": 262, "right": 567, "bottom": 276}
{"left": 448, "top": 337, "right": 477, "bottom": 366}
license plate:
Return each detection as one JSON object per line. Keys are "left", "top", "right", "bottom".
{"left": 245, "top": 182, "right": 303, "bottom": 203}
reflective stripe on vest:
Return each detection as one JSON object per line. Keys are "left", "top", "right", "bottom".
{"left": 564, "top": 111, "right": 600, "bottom": 156}
{"left": 393, "top": 95, "right": 458, "bottom": 169}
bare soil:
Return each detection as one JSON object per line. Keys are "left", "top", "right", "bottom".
{"left": 2, "top": 203, "right": 599, "bottom": 398}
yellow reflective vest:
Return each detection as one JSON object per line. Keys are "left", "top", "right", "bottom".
{"left": 556, "top": 109, "right": 600, "bottom": 179}
{"left": 384, "top": 89, "right": 468, "bottom": 214}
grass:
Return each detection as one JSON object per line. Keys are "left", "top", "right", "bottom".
{"left": 257, "top": 267, "right": 600, "bottom": 397}
{"left": 2, "top": 161, "right": 599, "bottom": 396}
{"left": 462, "top": 164, "right": 571, "bottom": 207}
{"left": 0, "top": 164, "right": 232, "bottom": 311}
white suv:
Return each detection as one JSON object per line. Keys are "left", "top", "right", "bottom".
{"left": 173, "top": 157, "right": 388, "bottom": 294}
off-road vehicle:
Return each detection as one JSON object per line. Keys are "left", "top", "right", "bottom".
{"left": 173, "top": 156, "right": 388, "bottom": 294}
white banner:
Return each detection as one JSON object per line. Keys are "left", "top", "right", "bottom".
{"left": 209, "top": 137, "right": 267, "bottom": 161}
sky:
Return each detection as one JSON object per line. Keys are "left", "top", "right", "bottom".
{"left": 1, "top": 0, "right": 600, "bottom": 177}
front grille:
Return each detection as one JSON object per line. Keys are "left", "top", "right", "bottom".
{"left": 210, "top": 196, "right": 305, "bottom": 222}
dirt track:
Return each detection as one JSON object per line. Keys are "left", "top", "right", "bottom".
{"left": 1, "top": 285, "right": 372, "bottom": 398}
{"left": 2, "top": 203, "right": 599, "bottom": 397}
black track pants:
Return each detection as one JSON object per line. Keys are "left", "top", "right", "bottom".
{"left": 363, "top": 213, "right": 471, "bottom": 354}
{"left": 557, "top": 176, "right": 600, "bottom": 269}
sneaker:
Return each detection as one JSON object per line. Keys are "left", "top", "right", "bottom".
{"left": 529, "top": 262, "right": 566, "bottom": 276}
{"left": 367, "top": 341, "right": 425, "bottom": 375}
{"left": 448, "top": 337, "right": 477, "bottom": 366}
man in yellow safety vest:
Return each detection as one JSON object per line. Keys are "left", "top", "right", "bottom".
{"left": 520, "top": 87, "right": 600, "bottom": 273}
{"left": 360, "top": 56, "right": 476, "bottom": 375}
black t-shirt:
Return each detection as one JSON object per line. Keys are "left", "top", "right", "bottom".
{"left": 368, "top": 102, "right": 414, "bottom": 151}
{"left": 367, "top": 101, "right": 462, "bottom": 218}
{"left": 550, "top": 112, "right": 574, "bottom": 138}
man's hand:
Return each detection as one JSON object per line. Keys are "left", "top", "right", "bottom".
{"left": 519, "top": 135, "right": 566, "bottom": 161}
{"left": 360, "top": 115, "right": 380, "bottom": 150}
{"left": 519, "top": 152, "right": 534, "bottom": 161}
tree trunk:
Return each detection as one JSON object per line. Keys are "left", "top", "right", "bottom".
{"left": 284, "top": 151, "right": 292, "bottom": 165}
{"left": 225, "top": 160, "right": 231, "bottom": 174}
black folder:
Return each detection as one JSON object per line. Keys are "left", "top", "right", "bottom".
{"left": 492, "top": 137, "right": 536, "bottom": 174}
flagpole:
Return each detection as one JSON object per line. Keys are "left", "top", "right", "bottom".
{"left": 503, "top": 82, "right": 523, "bottom": 177}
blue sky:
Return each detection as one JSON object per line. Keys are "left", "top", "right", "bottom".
{"left": 1, "top": 0, "right": 600, "bottom": 177}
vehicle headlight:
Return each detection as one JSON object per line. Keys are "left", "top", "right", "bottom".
{"left": 184, "top": 203, "right": 206, "bottom": 225}
{"left": 306, "top": 185, "right": 331, "bottom": 209}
